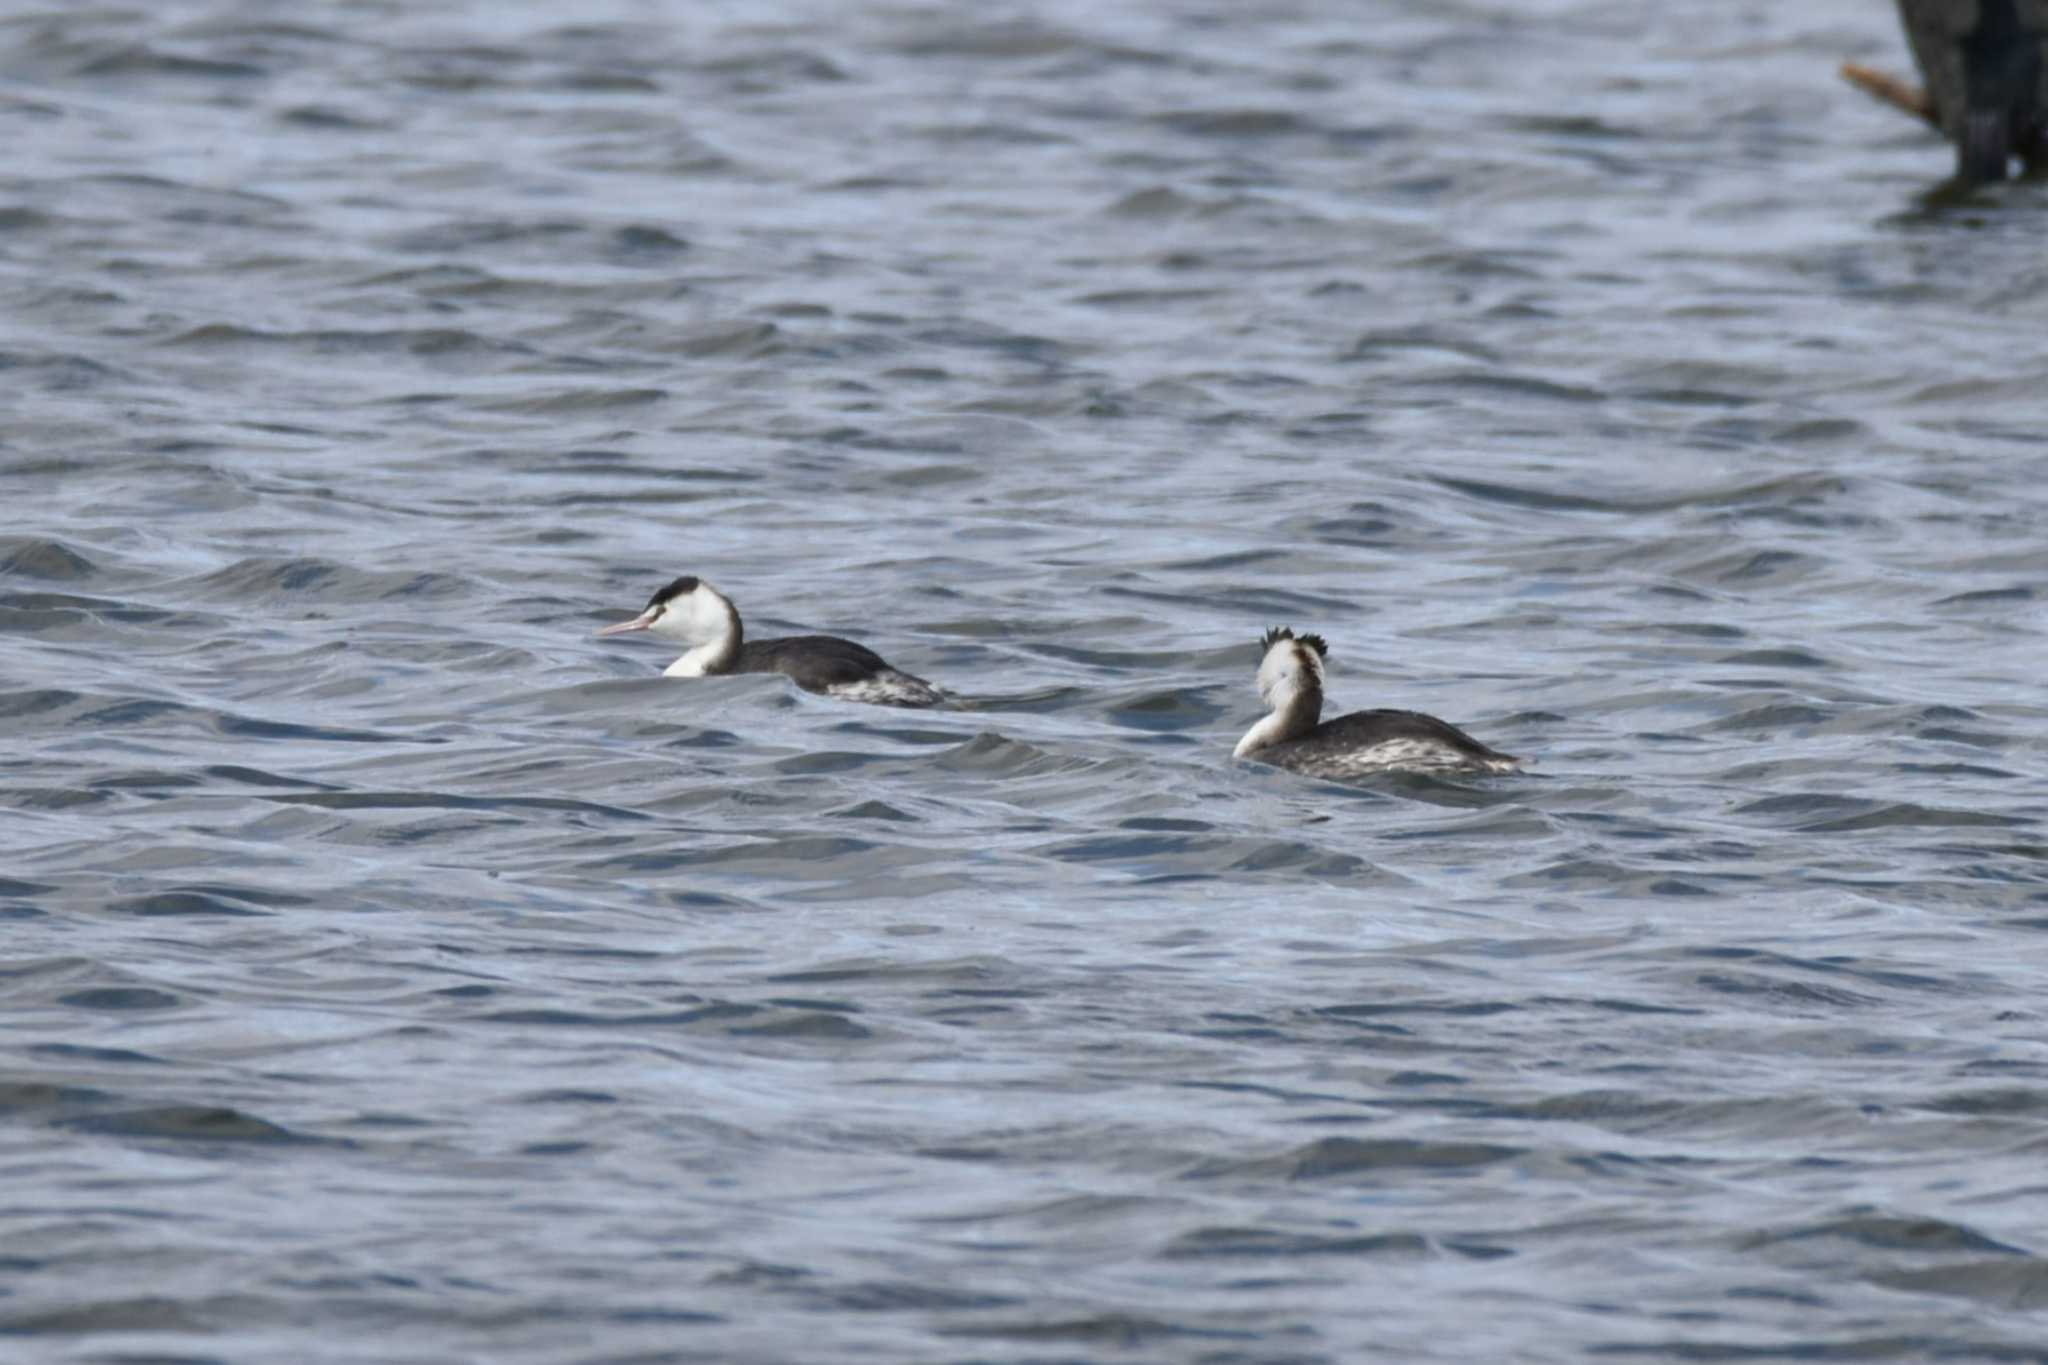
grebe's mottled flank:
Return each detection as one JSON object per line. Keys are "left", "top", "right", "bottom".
{"left": 595, "top": 576, "right": 947, "bottom": 707}
{"left": 1232, "top": 627, "right": 1518, "bottom": 778}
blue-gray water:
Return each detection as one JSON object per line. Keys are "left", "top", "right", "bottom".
{"left": 6, "top": 2, "right": 2048, "bottom": 1361}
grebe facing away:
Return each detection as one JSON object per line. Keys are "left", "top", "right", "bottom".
{"left": 1233, "top": 627, "right": 1518, "bottom": 778}
{"left": 596, "top": 576, "right": 947, "bottom": 707}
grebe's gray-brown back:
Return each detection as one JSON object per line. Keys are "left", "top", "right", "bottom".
{"left": 1233, "top": 627, "right": 1517, "bottom": 778}
{"left": 596, "top": 576, "right": 946, "bottom": 707}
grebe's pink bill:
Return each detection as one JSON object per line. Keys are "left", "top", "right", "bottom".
{"left": 1233, "top": 627, "right": 1518, "bottom": 779}
{"left": 595, "top": 575, "right": 947, "bottom": 708}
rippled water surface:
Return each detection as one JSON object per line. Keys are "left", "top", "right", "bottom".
{"left": 6, "top": 2, "right": 2048, "bottom": 1361}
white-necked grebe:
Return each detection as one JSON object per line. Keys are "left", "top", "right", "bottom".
{"left": 596, "top": 575, "right": 947, "bottom": 707}
{"left": 1233, "top": 627, "right": 1517, "bottom": 777}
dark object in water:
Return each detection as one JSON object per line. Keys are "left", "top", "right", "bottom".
{"left": 1893, "top": 0, "right": 2048, "bottom": 181}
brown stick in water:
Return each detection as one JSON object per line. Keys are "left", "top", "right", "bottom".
{"left": 1839, "top": 61, "right": 1940, "bottom": 128}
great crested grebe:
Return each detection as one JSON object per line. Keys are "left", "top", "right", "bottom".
{"left": 1233, "top": 627, "right": 1517, "bottom": 777}
{"left": 596, "top": 575, "right": 947, "bottom": 707}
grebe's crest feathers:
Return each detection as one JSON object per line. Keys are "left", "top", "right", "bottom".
{"left": 647, "top": 575, "right": 701, "bottom": 611}
{"left": 1258, "top": 625, "right": 1327, "bottom": 658}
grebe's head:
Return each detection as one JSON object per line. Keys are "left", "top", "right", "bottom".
{"left": 1234, "top": 626, "right": 1329, "bottom": 758}
{"left": 1255, "top": 626, "right": 1327, "bottom": 707}
{"left": 594, "top": 575, "right": 735, "bottom": 645}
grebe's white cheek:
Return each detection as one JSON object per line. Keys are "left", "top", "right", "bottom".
{"left": 681, "top": 589, "right": 724, "bottom": 636}
{"left": 1255, "top": 647, "right": 1295, "bottom": 703}
{"left": 647, "top": 607, "right": 697, "bottom": 644}
{"left": 643, "top": 584, "right": 731, "bottom": 648}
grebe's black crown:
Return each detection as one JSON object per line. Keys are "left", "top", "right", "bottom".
{"left": 646, "top": 575, "right": 700, "bottom": 610}
{"left": 1260, "top": 626, "right": 1328, "bottom": 659}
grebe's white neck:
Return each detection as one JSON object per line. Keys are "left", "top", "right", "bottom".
{"left": 662, "top": 638, "right": 732, "bottom": 678}
{"left": 1233, "top": 628, "right": 1326, "bottom": 758}
{"left": 595, "top": 575, "right": 743, "bottom": 675}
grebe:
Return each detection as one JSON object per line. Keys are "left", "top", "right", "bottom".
{"left": 1232, "top": 627, "right": 1518, "bottom": 778}
{"left": 595, "top": 575, "right": 947, "bottom": 707}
